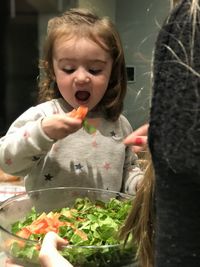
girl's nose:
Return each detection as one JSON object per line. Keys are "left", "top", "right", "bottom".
{"left": 74, "top": 68, "right": 90, "bottom": 83}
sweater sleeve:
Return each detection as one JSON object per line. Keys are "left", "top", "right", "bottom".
{"left": 123, "top": 145, "right": 144, "bottom": 195}
{"left": 0, "top": 106, "right": 55, "bottom": 177}
{"left": 119, "top": 115, "right": 144, "bottom": 195}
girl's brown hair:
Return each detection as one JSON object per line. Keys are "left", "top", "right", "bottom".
{"left": 38, "top": 8, "right": 127, "bottom": 121}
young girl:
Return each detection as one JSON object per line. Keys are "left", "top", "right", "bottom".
{"left": 0, "top": 8, "right": 143, "bottom": 194}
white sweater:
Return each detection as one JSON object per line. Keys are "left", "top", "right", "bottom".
{"left": 0, "top": 98, "right": 143, "bottom": 194}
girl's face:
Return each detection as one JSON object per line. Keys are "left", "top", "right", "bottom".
{"left": 52, "top": 36, "right": 113, "bottom": 111}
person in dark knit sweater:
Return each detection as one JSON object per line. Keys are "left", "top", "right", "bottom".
{"left": 149, "top": 0, "right": 200, "bottom": 266}
{"left": 120, "top": 0, "right": 200, "bottom": 267}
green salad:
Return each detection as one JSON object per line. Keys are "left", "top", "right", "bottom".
{"left": 9, "top": 197, "right": 135, "bottom": 266}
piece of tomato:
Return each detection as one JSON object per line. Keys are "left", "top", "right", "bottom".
{"left": 69, "top": 106, "right": 88, "bottom": 120}
{"left": 16, "top": 227, "right": 31, "bottom": 239}
{"left": 24, "top": 213, "right": 68, "bottom": 235}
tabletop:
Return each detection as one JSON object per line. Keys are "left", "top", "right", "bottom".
{"left": 0, "top": 168, "right": 25, "bottom": 202}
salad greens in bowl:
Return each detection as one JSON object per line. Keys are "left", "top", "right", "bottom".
{"left": 0, "top": 187, "right": 136, "bottom": 267}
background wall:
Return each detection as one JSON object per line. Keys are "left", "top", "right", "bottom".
{"left": 116, "top": 0, "right": 170, "bottom": 129}
{"left": 0, "top": 0, "right": 38, "bottom": 136}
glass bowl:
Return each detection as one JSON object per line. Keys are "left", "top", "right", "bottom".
{"left": 0, "top": 187, "right": 136, "bottom": 267}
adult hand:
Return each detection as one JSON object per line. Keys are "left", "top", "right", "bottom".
{"left": 39, "top": 231, "right": 73, "bottom": 267}
{"left": 124, "top": 123, "right": 149, "bottom": 153}
{"left": 6, "top": 232, "right": 73, "bottom": 267}
{"left": 5, "top": 258, "right": 23, "bottom": 267}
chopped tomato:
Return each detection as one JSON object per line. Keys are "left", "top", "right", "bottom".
{"left": 4, "top": 228, "right": 31, "bottom": 248}
{"left": 69, "top": 106, "right": 88, "bottom": 120}
{"left": 74, "top": 228, "right": 88, "bottom": 241}
{"left": 15, "top": 209, "right": 88, "bottom": 243}
{"left": 25, "top": 215, "right": 67, "bottom": 235}
{"left": 16, "top": 227, "right": 31, "bottom": 239}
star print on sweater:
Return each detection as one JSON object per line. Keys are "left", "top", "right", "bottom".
{"left": 92, "top": 140, "right": 98, "bottom": 148}
{"left": 74, "top": 163, "right": 84, "bottom": 174}
{"left": 44, "top": 173, "right": 53, "bottom": 181}
{"left": 110, "top": 130, "right": 116, "bottom": 137}
{"left": 32, "top": 156, "right": 40, "bottom": 161}
{"left": 5, "top": 158, "right": 12, "bottom": 165}
{"left": 52, "top": 144, "right": 60, "bottom": 152}
{"left": 23, "top": 130, "right": 30, "bottom": 138}
{"left": 103, "top": 162, "right": 111, "bottom": 170}
{"left": 110, "top": 130, "right": 122, "bottom": 141}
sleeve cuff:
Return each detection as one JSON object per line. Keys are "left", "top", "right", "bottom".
{"left": 29, "top": 117, "right": 56, "bottom": 151}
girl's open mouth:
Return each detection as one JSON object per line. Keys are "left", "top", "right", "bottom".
{"left": 75, "top": 91, "right": 90, "bottom": 102}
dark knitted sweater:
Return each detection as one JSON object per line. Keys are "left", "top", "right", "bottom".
{"left": 149, "top": 0, "right": 200, "bottom": 266}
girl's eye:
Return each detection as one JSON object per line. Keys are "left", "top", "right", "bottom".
{"left": 89, "top": 69, "right": 102, "bottom": 75}
{"left": 63, "top": 69, "right": 75, "bottom": 74}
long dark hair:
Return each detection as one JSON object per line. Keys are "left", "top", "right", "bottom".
{"left": 119, "top": 152, "right": 155, "bottom": 267}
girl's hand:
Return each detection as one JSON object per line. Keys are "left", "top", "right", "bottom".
{"left": 123, "top": 123, "right": 149, "bottom": 153}
{"left": 39, "top": 231, "right": 73, "bottom": 267}
{"left": 42, "top": 106, "right": 88, "bottom": 141}
{"left": 42, "top": 114, "right": 83, "bottom": 140}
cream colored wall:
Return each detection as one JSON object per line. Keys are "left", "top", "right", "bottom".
{"left": 116, "top": 0, "right": 171, "bottom": 128}
{"left": 78, "top": 0, "right": 116, "bottom": 21}
{"left": 37, "top": 0, "right": 116, "bottom": 56}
